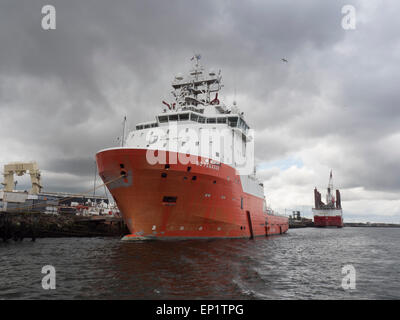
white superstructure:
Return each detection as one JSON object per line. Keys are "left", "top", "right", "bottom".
{"left": 121, "top": 55, "right": 262, "bottom": 198}
{"left": 127, "top": 57, "right": 249, "bottom": 158}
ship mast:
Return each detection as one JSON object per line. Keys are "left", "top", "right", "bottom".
{"left": 169, "top": 54, "right": 224, "bottom": 111}
{"left": 121, "top": 115, "right": 127, "bottom": 147}
{"left": 326, "top": 170, "right": 335, "bottom": 205}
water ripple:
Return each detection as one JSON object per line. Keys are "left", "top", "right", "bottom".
{"left": 0, "top": 228, "right": 399, "bottom": 299}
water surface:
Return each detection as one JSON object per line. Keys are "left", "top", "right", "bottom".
{"left": 1, "top": 227, "right": 399, "bottom": 299}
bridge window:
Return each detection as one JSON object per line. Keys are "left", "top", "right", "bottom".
{"left": 191, "top": 113, "right": 199, "bottom": 122}
{"left": 145, "top": 113, "right": 240, "bottom": 129}
{"left": 136, "top": 123, "right": 158, "bottom": 130}
{"left": 158, "top": 116, "right": 168, "bottom": 123}
{"left": 228, "top": 117, "right": 238, "bottom": 127}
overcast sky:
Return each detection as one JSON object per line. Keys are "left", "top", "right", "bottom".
{"left": 1, "top": 0, "right": 399, "bottom": 222}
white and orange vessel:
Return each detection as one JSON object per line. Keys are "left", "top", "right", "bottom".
{"left": 96, "top": 55, "right": 288, "bottom": 240}
{"left": 312, "top": 171, "right": 343, "bottom": 228}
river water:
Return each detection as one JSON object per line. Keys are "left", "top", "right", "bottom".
{"left": 1, "top": 227, "right": 399, "bottom": 299}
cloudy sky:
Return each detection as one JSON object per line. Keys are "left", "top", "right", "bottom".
{"left": 1, "top": 0, "right": 399, "bottom": 222}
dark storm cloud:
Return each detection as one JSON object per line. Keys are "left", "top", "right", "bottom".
{"left": 43, "top": 157, "right": 96, "bottom": 177}
{"left": 0, "top": 0, "right": 399, "bottom": 215}
{"left": 0, "top": 1, "right": 107, "bottom": 106}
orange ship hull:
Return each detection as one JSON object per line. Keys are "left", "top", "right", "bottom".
{"left": 96, "top": 148, "right": 288, "bottom": 240}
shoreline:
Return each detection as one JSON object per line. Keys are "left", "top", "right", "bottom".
{"left": 0, "top": 212, "right": 129, "bottom": 241}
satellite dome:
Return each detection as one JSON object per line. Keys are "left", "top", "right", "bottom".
{"left": 175, "top": 73, "right": 184, "bottom": 81}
